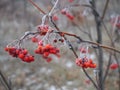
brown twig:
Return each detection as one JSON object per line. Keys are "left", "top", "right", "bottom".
{"left": 83, "top": 68, "right": 98, "bottom": 89}
{"left": 28, "top": 0, "right": 46, "bottom": 14}
{"left": 55, "top": 31, "right": 120, "bottom": 53}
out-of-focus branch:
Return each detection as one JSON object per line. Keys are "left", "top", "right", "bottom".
{"left": 0, "top": 70, "right": 11, "bottom": 90}
{"left": 114, "top": 54, "right": 120, "bottom": 90}
{"left": 103, "top": 53, "right": 112, "bottom": 83}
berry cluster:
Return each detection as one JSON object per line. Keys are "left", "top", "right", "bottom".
{"left": 35, "top": 44, "right": 60, "bottom": 62}
{"left": 37, "top": 25, "right": 49, "bottom": 36}
{"left": 5, "top": 47, "right": 34, "bottom": 63}
{"left": 61, "top": 9, "right": 74, "bottom": 20}
{"left": 75, "top": 57, "right": 96, "bottom": 68}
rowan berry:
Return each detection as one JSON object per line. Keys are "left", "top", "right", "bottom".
{"left": 31, "top": 37, "right": 38, "bottom": 43}
{"left": 4, "top": 47, "right": 9, "bottom": 51}
{"left": 59, "top": 39, "right": 64, "bottom": 43}
{"left": 61, "top": 9, "right": 67, "bottom": 15}
{"left": 43, "top": 52, "right": 49, "bottom": 57}
{"left": 52, "top": 15, "right": 59, "bottom": 21}
{"left": 28, "top": 55, "right": 34, "bottom": 62}
{"left": 24, "top": 56, "right": 29, "bottom": 62}
{"left": 46, "top": 57, "right": 52, "bottom": 63}
{"left": 110, "top": 63, "right": 119, "bottom": 70}
{"left": 85, "top": 79, "right": 91, "bottom": 85}
{"left": 18, "top": 53, "right": 25, "bottom": 59}
{"left": 79, "top": 47, "right": 87, "bottom": 53}
{"left": 53, "top": 39, "right": 57, "bottom": 43}
{"left": 22, "top": 49, "right": 28, "bottom": 55}
{"left": 66, "top": 13, "right": 74, "bottom": 20}
{"left": 15, "top": 49, "right": 20, "bottom": 55}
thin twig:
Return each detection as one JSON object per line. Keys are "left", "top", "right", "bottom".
{"left": 101, "top": 0, "right": 110, "bottom": 20}
{"left": 28, "top": 0, "right": 46, "bottom": 14}
{"left": 103, "top": 53, "right": 112, "bottom": 83}
{"left": 82, "top": 68, "right": 98, "bottom": 89}
{"left": 49, "top": 0, "right": 59, "bottom": 16}
{"left": 114, "top": 54, "right": 120, "bottom": 90}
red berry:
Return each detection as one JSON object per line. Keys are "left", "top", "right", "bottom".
{"left": 110, "top": 63, "right": 118, "bottom": 70}
{"left": 52, "top": 15, "right": 59, "bottom": 21}
{"left": 15, "top": 49, "right": 20, "bottom": 55}
{"left": 29, "top": 55, "right": 34, "bottom": 62}
{"left": 85, "top": 79, "right": 91, "bottom": 85}
{"left": 4, "top": 47, "right": 9, "bottom": 51}
{"left": 61, "top": 9, "right": 67, "bottom": 15}
{"left": 61, "top": 39, "right": 64, "bottom": 43}
{"left": 34, "top": 49, "right": 40, "bottom": 54}
{"left": 43, "top": 52, "right": 49, "bottom": 57}
{"left": 46, "top": 58, "right": 52, "bottom": 63}
{"left": 66, "top": 13, "right": 74, "bottom": 20}
{"left": 31, "top": 37, "right": 38, "bottom": 43}
{"left": 53, "top": 39, "right": 57, "bottom": 43}
{"left": 18, "top": 53, "right": 25, "bottom": 59}
{"left": 79, "top": 47, "right": 87, "bottom": 53}
{"left": 24, "top": 56, "right": 29, "bottom": 62}
{"left": 22, "top": 49, "right": 28, "bottom": 55}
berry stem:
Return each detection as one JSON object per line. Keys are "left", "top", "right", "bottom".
{"left": 55, "top": 31, "right": 120, "bottom": 53}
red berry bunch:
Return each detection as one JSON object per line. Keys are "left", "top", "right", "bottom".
{"left": 75, "top": 57, "right": 96, "bottom": 68}
{"left": 4, "top": 47, "right": 19, "bottom": 57}
{"left": 110, "top": 63, "right": 119, "bottom": 70}
{"left": 37, "top": 25, "right": 49, "bottom": 36}
{"left": 61, "top": 9, "right": 74, "bottom": 20}
{"left": 4, "top": 47, "right": 34, "bottom": 63}
{"left": 35, "top": 44, "right": 60, "bottom": 62}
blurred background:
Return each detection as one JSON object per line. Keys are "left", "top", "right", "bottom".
{"left": 0, "top": 0, "right": 120, "bottom": 90}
